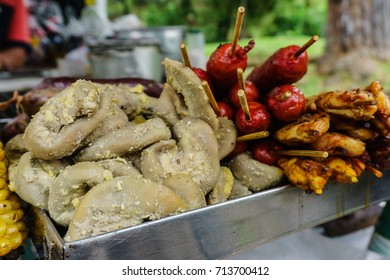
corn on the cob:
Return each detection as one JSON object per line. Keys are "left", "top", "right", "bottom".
{"left": 0, "top": 142, "right": 27, "bottom": 257}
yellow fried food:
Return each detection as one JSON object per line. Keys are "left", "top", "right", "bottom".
{"left": 278, "top": 157, "right": 332, "bottom": 195}
{"left": 0, "top": 143, "right": 27, "bottom": 257}
{"left": 274, "top": 112, "right": 330, "bottom": 146}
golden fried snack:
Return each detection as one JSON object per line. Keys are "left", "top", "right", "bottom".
{"left": 278, "top": 157, "right": 331, "bottom": 195}
{"left": 330, "top": 115, "right": 377, "bottom": 141}
{"left": 366, "top": 81, "right": 390, "bottom": 137}
{"left": 274, "top": 112, "right": 330, "bottom": 146}
{"left": 314, "top": 89, "right": 377, "bottom": 120}
{"left": 324, "top": 157, "right": 358, "bottom": 184}
{"left": 310, "top": 132, "right": 366, "bottom": 157}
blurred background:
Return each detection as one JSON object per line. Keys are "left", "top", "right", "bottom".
{"left": 13, "top": 0, "right": 389, "bottom": 97}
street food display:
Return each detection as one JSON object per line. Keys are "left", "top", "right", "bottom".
{"left": 0, "top": 6, "right": 389, "bottom": 259}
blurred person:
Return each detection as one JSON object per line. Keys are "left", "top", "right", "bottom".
{"left": 0, "top": 0, "right": 31, "bottom": 71}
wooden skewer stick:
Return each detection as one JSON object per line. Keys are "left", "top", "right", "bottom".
{"left": 180, "top": 43, "right": 192, "bottom": 68}
{"left": 237, "top": 89, "right": 251, "bottom": 121}
{"left": 201, "top": 80, "right": 220, "bottom": 115}
{"left": 366, "top": 165, "right": 383, "bottom": 178}
{"left": 237, "top": 67, "right": 245, "bottom": 91}
{"left": 230, "top": 6, "right": 245, "bottom": 56}
{"left": 275, "top": 150, "right": 329, "bottom": 158}
{"left": 0, "top": 90, "right": 19, "bottom": 110}
{"left": 280, "top": 91, "right": 292, "bottom": 101}
{"left": 292, "top": 35, "right": 319, "bottom": 59}
{"left": 353, "top": 100, "right": 377, "bottom": 106}
{"left": 237, "top": 131, "right": 269, "bottom": 141}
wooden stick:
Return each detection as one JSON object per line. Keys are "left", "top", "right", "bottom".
{"left": 353, "top": 100, "right": 377, "bottom": 106}
{"left": 292, "top": 35, "right": 319, "bottom": 59}
{"left": 180, "top": 43, "right": 192, "bottom": 68}
{"left": 280, "top": 90, "right": 292, "bottom": 101}
{"left": 0, "top": 90, "right": 19, "bottom": 111}
{"left": 201, "top": 80, "right": 220, "bottom": 115}
{"left": 275, "top": 150, "right": 329, "bottom": 158}
{"left": 230, "top": 6, "right": 245, "bottom": 56}
{"left": 237, "top": 89, "right": 251, "bottom": 121}
{"left": 237, "top": 67, "right": 245, "bottom": 90}
{"left": 237, "top": 131, "right": 269, "bottom": 141}
{"left": 366, "top": 165, "right": 383, "bottom": 178}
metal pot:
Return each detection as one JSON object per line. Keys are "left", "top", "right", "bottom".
{"left": 115, "top": 25, "right": 185, "bottom": 62}
{"left": 88, "top": 38, "right": 162, "bottom": 81}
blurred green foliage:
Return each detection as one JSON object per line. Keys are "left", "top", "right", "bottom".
{"left": 107, "top": 0, "right": 327, "bottom": 42}
{"left": 251, "top": 0, "right": 327, "bottom": 37}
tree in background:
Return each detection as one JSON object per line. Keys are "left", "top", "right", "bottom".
{"left": 106, "top": 0, "right": 326, "bottom": 42}
{"left": 318, "top": 0, "right": 390, "bottom": 86}
{"left": 248, "top": 0, "right": 325, "bottom": 37}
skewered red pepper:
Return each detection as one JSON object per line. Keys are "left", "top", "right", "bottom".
{"left": 266, "top": 84, "right": 306, "bottom": 122}
{"left": 206, "top": 40, "right": 255, "bottom": 92}
{"left": 247, "top": 36, "right": 318, "bottom": 95}
{"left": 235, "top": 101, "right": 271, "bottom": 134}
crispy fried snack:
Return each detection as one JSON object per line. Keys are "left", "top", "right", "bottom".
{"left": 324, "top": 157, "right": 358, "bottom": 184}
{"left": 274, "top": 111, "right": 330, "bottom": 146}
{"left": 315, "top": 89, "right": 377, "bottom": 121}
{"left": 278, "top": 157, "right": 331, "bottom": 195}
{"left": 366, "top": 81, "right": 390, "bottom": 138}
{"left": 310, "top": 132, "right": 366, "bottom": 157}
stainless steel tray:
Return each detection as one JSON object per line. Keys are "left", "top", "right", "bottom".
{"left": 28, "top": 170, "right": 390, "bottom": 260}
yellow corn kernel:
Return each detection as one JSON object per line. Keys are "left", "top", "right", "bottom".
{"left": 0, "top": 149, "right": 4, "bottom": 161}
{"left": 5, "top": 224, "right": 20, "bottom": 236}
{"left": 7, "top": 193, "right": 21, "bottom": 210}
{"left": 0, "top": 200, "right": 13, "bottom": 214}
{"left": 15, "top": 220, "right": 26, "bottom": 232}
{"left": 7, "top": 231, "right": 23, "bottom": 250}
{"left": 0, "top": 237, "right": 13, "bottom": 256}
{"left": 0, "top": 161, "right": 6, "bottom": 178}
{"left": 0, "top": 178, "right": 6, "bottom": 190}
{"left": 0, "top": 209, "right": 24, "bottom": 225}
{"left": 0, "top": 221, "right": 6, "bottom": 238}
{"left": 0, "top": 188, "right": 10, "bottom": 201}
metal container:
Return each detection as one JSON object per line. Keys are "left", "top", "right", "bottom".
{"left": 88, "top": 39, "right": 162, "bottom": 81}
{"left": 28, "top": 171, "right": 390, "bottom": 260}
{"left": 115, "top": 26, "right": 185, "bottom": 78}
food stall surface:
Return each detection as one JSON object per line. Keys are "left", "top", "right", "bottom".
{"left": 21, "top": 211, "right": 385, "bottom": 260}
{"left": 0, "top": 72, "right": 44, "bottom": 93}
{"left": 25, "top": 170, "right": 390, "bottom": 260}
{"left": 228, "top": 225, "right": 383, "bottom": 260}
